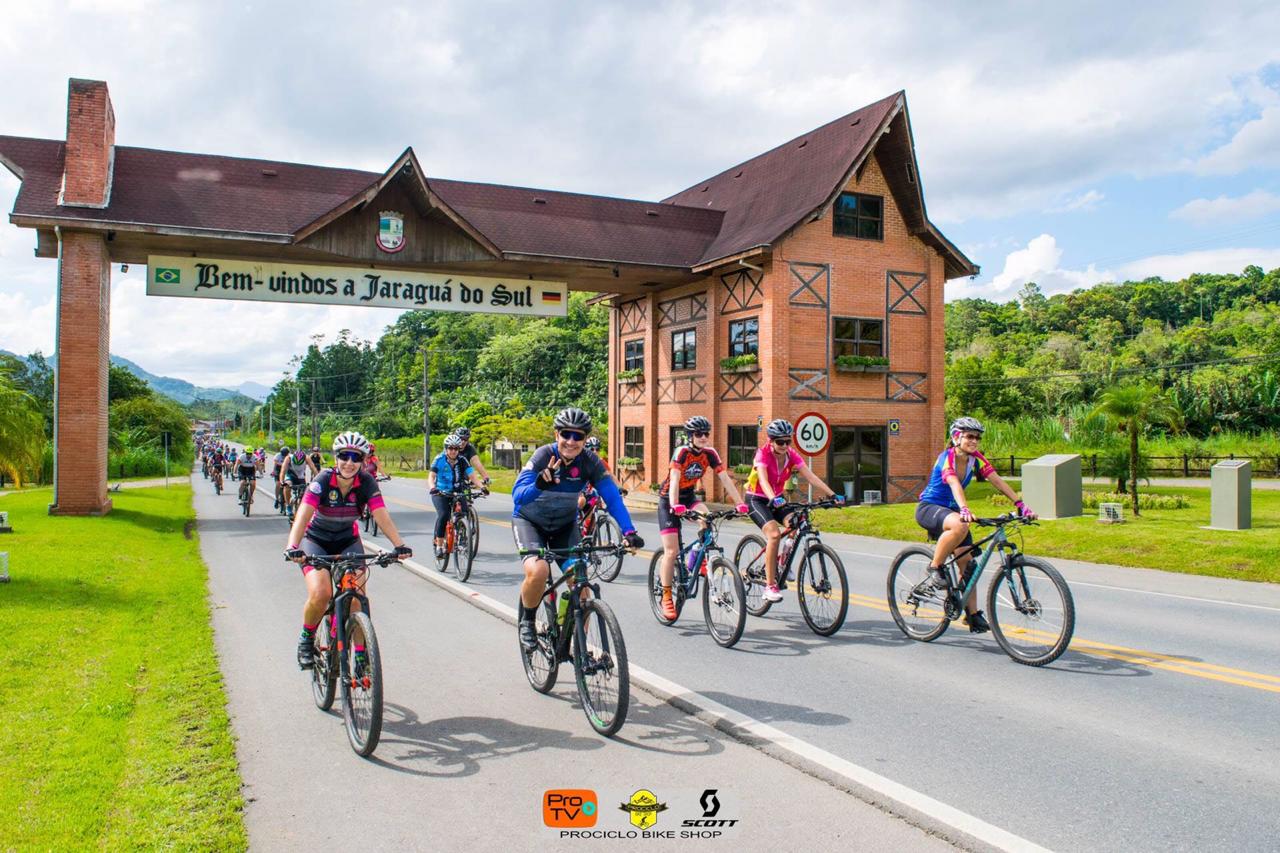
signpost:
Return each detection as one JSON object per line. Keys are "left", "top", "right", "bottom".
{"left": 794, "top": 412, "right": 831, "bottom": 501}
{"left": 161, "top": 431, "right": 171, "bottom": 488}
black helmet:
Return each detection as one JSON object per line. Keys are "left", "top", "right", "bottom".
{"left": 553, "top": 407, "right": 593, "bottom": 433}
{"left": 684, "top": 416, "right": 711, "bottom": 434}
{"left": 766, "top": 419, "right": 794, "bottom": 439}
{"left": 453, "top": 426, "right": 471, "bottom": 440}
{"left": 584, "top": 436, "right": 601, "bottom": 451}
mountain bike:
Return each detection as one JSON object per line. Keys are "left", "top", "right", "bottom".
{"left": 579, "top": 489, "right": 624, "bottom": 582}
{"left": 734, "top": 497, "right": 850, "bottom": 636}
{"left": 237, "top": 475, "right": 255, "bottom": 517}
{"left": 647, "top": 509, "right": 748, "bottom": 648}
{"left": 302, "top": 550, "right": 402, "bottom": 757}
{"left": 518, "top": 542, "right": 631, "bottom": 737}
{"left": 212, "top": 466, "right": 223, "bottom": 495}
{"left": 435, "top": 486, "right": 486, "bottom": 582}
{"left": 887, "top": 513, "right": 1074, "bottom": 666}
{"left": 361, "top": 504, "right": 379, "bottom": 537}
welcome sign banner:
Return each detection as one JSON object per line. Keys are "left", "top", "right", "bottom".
{"left": 146, "top": 255, "right": 569, "bottom": 317}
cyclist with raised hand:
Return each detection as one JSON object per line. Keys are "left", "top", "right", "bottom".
{"left": 916, "top": 417, "right": 1036, "bottom": 634}
{"left": 429, "top": 433, "right": 487, "bottom": 559}
{"left": 746, "top": 419, "right": 843, "bottom": 602}
{"left": 450, "top": 427, "right": 492, "bottom": 486}
{"left": 284, "top": 431, "right": 411, "bottom": 669}
{"left": 511, "top": 408, "right": 643, "bottom": 650}
{"left": 657, "top": 416, "right": 749, "bottom": 620}
{"left": 279, "top": 448, "right": 317, "bottom": 517}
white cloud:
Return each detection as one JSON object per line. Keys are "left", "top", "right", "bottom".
{"left": 1192, "top": 105, "right": 1280, "bottom": 175}
{"left": 1169, "top": 189, "right": 1280, "bottom": 224}
{"left": 949, "top": 233, "right": 1111, "bottom": 301}
{"left": 0, "top": 288, "right": 57, "bottom": 356}
{"left": 1045, "top": 189, "right": 1104, "bottom": 214}
{"left": 1116, "top": 247, "right": 1280, "bottom": 281}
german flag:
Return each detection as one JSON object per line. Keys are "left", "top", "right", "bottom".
{"left": 541, "top": 290, "right": 563, "bottom": 305}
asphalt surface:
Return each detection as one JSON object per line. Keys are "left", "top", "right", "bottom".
{"left": 196, "top": 473, "right": 954, "bottom": 853}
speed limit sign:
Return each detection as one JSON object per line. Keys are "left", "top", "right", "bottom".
{"left": 794, "top": 412, "right": 831, "bottom": 457}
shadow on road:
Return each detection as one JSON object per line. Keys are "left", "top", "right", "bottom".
{"left": 695, "top": 691, "right": 850, "bottom": 727}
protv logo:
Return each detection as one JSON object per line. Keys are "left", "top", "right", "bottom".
{"left": 543, "top": 790, "right": 598, "bottom": 827}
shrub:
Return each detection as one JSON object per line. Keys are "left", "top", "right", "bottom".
{"left": 719, "top": 353, "right": 759, "bottom": 371}
{"left": 616, "top": 368, "right": 643, "bottom": 381}
{"left": 835, "top": 354, "right": 889, "bottom": 368}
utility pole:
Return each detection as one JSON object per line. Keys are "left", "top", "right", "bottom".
{"left": 421, "top": 349, "right": 430, "bottom": 471}
{"left": 310, "top": 379, "right": 318, "bottom": 451}
{"left": 295, "top": 384, "right": 302, "bottom": 450}
{"left": 268, "top": 396, "right": 274, "bottom": 443}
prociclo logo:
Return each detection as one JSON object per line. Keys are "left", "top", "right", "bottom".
{"left": 543, "top": 789, "right": 598, "bottom": 827}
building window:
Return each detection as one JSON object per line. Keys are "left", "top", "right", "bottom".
{"left": 623, "top": 426, "right": 644, "bottom": 460}
{"left": 727, "top": 425, "right": 756, "bottom": 468}
{"left": 833, "top": 192, "right": 883, "bottom": 240}
{"left": 623, "top": 339, "right": 644, "bottom": 372}
{"left": 672, "top": 328, "right": 697, "bottom": 370}
{"left": 833, "top": 317, "right": 884, "bottom": 358}
{"left": 728, "top": 317, "right": 758, "bottom": 357}
{"left": 669, "top": 425, "right": 689, "bottom": 459}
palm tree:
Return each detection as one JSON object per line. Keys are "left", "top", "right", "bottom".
{"left": 0, "top": 370, "right": 45, "bottom": 487}
{"left": 1090, "top": 384, "right": 1178, "bottom": 517}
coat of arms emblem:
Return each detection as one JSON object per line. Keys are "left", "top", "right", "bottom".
{"left": 377, "top": 210, "right": 405, "bottom": 253}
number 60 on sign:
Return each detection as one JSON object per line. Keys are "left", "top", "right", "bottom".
{"left": 794, "top": 412, "right": 831, "bottom": 456}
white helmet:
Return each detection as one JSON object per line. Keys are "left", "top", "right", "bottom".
{"left": 332, "top": 431, "right": 372, "bottom": 457}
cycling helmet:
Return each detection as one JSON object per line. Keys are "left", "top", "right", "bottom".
{"left": 279, "top": 445, "right": 290, "bottom": 454}
{"left": 766, "top": 418, "right": 794, "bottom": 439}
{"left": 453, "top": 426, "right": 472, "bottom": 440}
{"left": 584, "top": 436, "right": 601, "bottom": 451}
{"left": 443, "top": 433, "right": 465, "bottom": 450}
{"left": 368, "top": 443, "right": 376, "bottom": 452}
{"left": 949, "top": 417, "right": 985, "bottom": 444}
{"left": 332, "top": 431, "right": 372, "bottom": 457}
{"left": 684, "top": 416, "right": 711, "bottom": 434}
{"left": 292, "top": 451, "right": 306, "bottom": 464}
{"left": 553, "top": 407, "right": 593, "bottom": 434}
{"left": 244, "top": 446, "right": 254, "bottom": 453}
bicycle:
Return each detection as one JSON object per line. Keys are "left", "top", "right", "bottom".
{"left": 212, "top": 466, "right": 223, "bottom": 495}
{"left": 361, "top": 503, "right": 380, "bottom": 537}
{"left": 579, "top": 489, "right": 624, "bottom": 581}
{"left": 434, "top": 486, "right": 486, "bottom": 582}
{"left": 281, "top": 482, "right": 303, "bottom": 524}
{"left": 302, "top": 550, "right": 402, "bottom": 756}
{"left": 734, "top": 497, "right": 850, "bottom": 636}
{"left": 237, "top": 475, "right": 255, "bottom": 517}
{"left": 886, "top": 513, "right": 1075, "bottom": 666}
{"left": 518, "top": 542, "right": 631, "bottom": 737}
{"left": 646, "top": 509, "right": 748, "bottom": 648}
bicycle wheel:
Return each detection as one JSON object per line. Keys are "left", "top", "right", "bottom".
{"left": 341, "top": 611, "right": 383, "bottom": 757}
{"left": 310, "top": 616, "right": 337, "bottom": 710}
{"left": 214, "top": 477, "right": 221, "bottom": 495}
{"left": 520, "top": 593, "right": 559, "bottom": 693}
{"left": 734, "top": 534, "right": 772, "bottom": 616}
{"left": 886, "top": 546, "right": 950, "bottom": 642}
{"left": 646, "top": 550, "right": 683, "bottom": 624}
{"left": 987, "top": 555, "right": 1075, "bottom": 667}
{"left": 593, "top": 515, "right": 624, "bottom": 582}
{"left": 467, "top": 505, "right": 480, "bottom": 556}
{"left": 452, "top": 518, "right": 474, "bottom": 582}
{"left": 436, "top": 522, "right": 453, "bottom": 572}
{"left": 796, "top": 542, "right": 849, "bottom": 636}
{"left": 574, "top": 598, "right": 629, "bottom": 737}
{"left": 702, "top": 556, "right": 747, "bottom": 648}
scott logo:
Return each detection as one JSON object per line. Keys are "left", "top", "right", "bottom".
{"left": 543, "top": 789, "right": 598, "bottom": 827}
{"left": 683, "top": 789, "right": 739, "bottom": 828}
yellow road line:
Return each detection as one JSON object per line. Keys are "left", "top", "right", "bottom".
{"left": 385, "top": 493, "right": 1280, "bottom": 695}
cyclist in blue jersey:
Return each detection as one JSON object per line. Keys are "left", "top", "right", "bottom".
{"left": 916, "top": 417, "right": 1036, "bottom": 633}
{"left": 429, "top": 433, "right": 488, "bottom": 559}
{"left": 511, "top": 408, "right": 643, "bottom": 650}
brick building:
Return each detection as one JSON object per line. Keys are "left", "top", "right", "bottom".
{"left": 1, "top": 80, "right": 971, "bottom": 514}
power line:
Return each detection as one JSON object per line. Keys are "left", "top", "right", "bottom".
{"left": 949, "top": 353, "right": 1280, "bottom": 387}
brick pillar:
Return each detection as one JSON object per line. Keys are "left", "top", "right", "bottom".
{"left": 51, "top": 231, "right": 112, "bottom": 516}
{"left": 644, "top": 293, "right": 660, "bottom": 491}
{"left": 61, "top": 79, "right": 115, "bottom": 207}
{"left": 607, "top": 300, "right": 618, "bottom": 462}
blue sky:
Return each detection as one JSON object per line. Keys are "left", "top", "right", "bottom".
{"left": 1, "top": 0, "right": 1278, "bottom": 385}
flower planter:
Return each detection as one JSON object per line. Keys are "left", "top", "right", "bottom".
{"left": 617, "top": 375, "right": 644, "bottom": 385}
{"left": 721, "top": 364, "right": 761, "bottom": 375}
{"left": 617, "top": 462, "right": 643, "bottom": 472}
{"left": 835, "top": 364, "right": 866, "bottom": 373}
{"left": 864, "top": 364, "right": 889, "bottom": 373}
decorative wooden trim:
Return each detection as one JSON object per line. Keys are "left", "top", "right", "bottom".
{"left": 619, "top": 299, "right": 647, "bottom": 334}
{"left": 720, "top": 370, "right": 762, "bottom": 402}
{"left": 619, "top": 382, "right": 645, "bottom": 406}
{"left": 887, "top": 372, "right": 927, "bottom": 402}
{"left": 657, "top": 292, "right": 708, "bottom": 328}
{"left": 887, "top": 271, "right": 927, "bottom": 315}
{"left": 719, "top": 268, "right": 763, "bottom": 315}
{"left": 789, "top": 262, "right": 830, "bottom": 308}
{"left": 889, "top": 476, "right": 927, "bottom": 504}
{"left": 656, "top": 376, "right": 707, "bottom": 404}
{"left": 788, "top": 368, "right": 829, "bottom": 400}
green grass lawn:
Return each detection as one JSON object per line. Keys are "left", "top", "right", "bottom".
{"left": 0, "top": 486, "right": 246, "bottom": 849}
{"left": 814, "top": 482, "right": 1280, "bottom": 584}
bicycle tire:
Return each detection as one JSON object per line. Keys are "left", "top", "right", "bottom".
{"left": 310, "top": 616, "right": 337, "bottom": 710}
{"left": 734, "top": 534, "right": 772, "bottom": 616}
{"left": 467, "top": 504, "right": 479, "bottom": 556}
{"left": 452, "top": 519, "right": 474, "bottom": 582}
{"left": 574, "top": 598, "right": 629, "bottom": 737}
{"left": 886, "top": 546, "right": 950, "bottom": 642}
{"left": 646, "top": 550, "right": 683, "bottom": 625}
{"left": 521, "top": 593, "right": 559, "bottom": 693}
{"left": 797, "top": 542, "right": 849, "bottom": 636}
{"left": 987, "top": 555, "right": 1075, "bottom": 667}
{"left": 702, "top": 555, "right": 747, "bottom": 648}
{"left": 436, "top": 522, "right": 452, "bottom": 572}
{"left": 341, "top": 611, "right": 383, "bottom": 757}
{"left": 594, "top": 516, "right": 624, "bottom": 582}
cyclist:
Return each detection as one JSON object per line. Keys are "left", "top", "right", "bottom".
{"left": 577, "top": 435, "right": 610, "bottom": 515}
{"left": 656, "top": 416, "right": 749, "bottom": 620}
{"left": 279, "top": 448, "right": 317, "bottom": 517}
{"left": 746, "top": 419, "right": 843, "bottom": 602}
{"left": 309, "top": 445, "right": 324, "bottom": 472}
{"left": 363, "top": 443, "right": 381, "bottom": 479}
{"left": 450, "top": 427, "right": 492, "bottom": 485}
{"left": 916, "top": 417, "right": 1037, "bottom": 633}
{"left": 271, "top": 446, "right": 289, "bottom": 507}
{"left": 236, "top": 445, "right": 259, "bottom": 503}
{"left": 284, "top": 431, "right": 411, "bottom": 669}
{"left": 511, "top": 407, "right": 642, "bottom": 650}
{"left": 210, "top": 445, "right": 226, "bottom": 491}
{"left": 428, "top": 433, "right": 488, "bottom": 559}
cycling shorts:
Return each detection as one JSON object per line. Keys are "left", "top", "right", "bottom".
{"left": 657, "top": 490, "right": 699, "bottom": 534}
{"left": 300, "top": 535, "right": 363, "bottom": 575}
{"left": 511, "top": 516, "right": 580, "bottom": 569}
{"left": 915, "top": 502, "right": 974, "bottom": 548}
{"left": 237, "top": 467, "right": 257, "bottom": 481}
{"left": 746, "top": 494, "right": 796, "bottom": 529}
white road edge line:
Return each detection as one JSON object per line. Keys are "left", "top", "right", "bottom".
{"left": 1066, "top": 580, "right": 1280, "bottom": 613}
{"left": 371, "top": 538, "right": 1053, "bottom": 853}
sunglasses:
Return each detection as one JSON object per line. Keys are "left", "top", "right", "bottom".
{"left": 559, "top": 430, "right": 587, "bottom": 442}
{"left": 336, "top": 450, "right": 365, "bottom": 463}
{"left": 691, "top": 431, "right": 710, "bottom": 438}
{"left": 773, "top": 438, "right": 792, "bottom": 446}
{"left": 961, "top": 434, "right": 983, "bottom": 442}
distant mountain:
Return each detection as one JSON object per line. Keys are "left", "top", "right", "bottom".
{"left": 237, "top": 381, "right": 271, "bottom": 402}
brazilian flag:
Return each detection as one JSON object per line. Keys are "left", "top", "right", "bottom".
{"left": 155, "top": 268, "right": 181, "bottom": 284}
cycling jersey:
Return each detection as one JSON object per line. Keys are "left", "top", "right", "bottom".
{"left": 272, "top": 451, "right": 287, "bottom": 474}
{"left": 302, "top": 469, "right": 385, "bottom": 542}
{"left": 918, "top": 448, "right": 995, "bottom": 511}
{"left": 236, "top": 457, "right": 257, "bottom": 478}
{"left": 660, "top": 445, "right": 725, "bottom": 493}
{"left": 284, "top": 456, "right": 310, "bottom": 480}
{"left": 458, "top": 442, "right": 480, "bottom": 463}
{"left": 746, "top": 445, "right": 805, "bottom": 497}
{"left": 430, "top": 452, "right": 473, "bottom": 492}
{"left": 512, "top": 445, "right": 634, "bottom": 533}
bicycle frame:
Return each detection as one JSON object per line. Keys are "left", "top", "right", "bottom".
{"left": 941, "top": 518, "right": 1028, "bottom": 615}
{"left": 522, "top": 545, "right": 619, "bottom": 662}
{"left": 672, "top": 512, "right": 732, "bottom": 598}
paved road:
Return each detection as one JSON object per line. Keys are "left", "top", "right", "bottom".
{"left": 196, "top": 473, "right": 955, "bottom": 852}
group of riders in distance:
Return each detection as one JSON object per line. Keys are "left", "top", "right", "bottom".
{"left": 194, "top": 408, "right": 1072, "bottom": 751}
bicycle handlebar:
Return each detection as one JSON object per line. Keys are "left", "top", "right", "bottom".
{"left": 975, "top": 512, "right": 1036, "bottom": 527}
{"left": 299, "top": 551, "right": 401, "bottom": 570}
{"left": 519, "top": 542, "right": 631, "bottom": 559}
{"left": 682, "top": 509, "right": 742, "bottom": 522}
{"left": 780, "top": 496, "right": 847, "bottom": 511}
